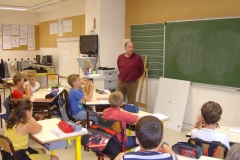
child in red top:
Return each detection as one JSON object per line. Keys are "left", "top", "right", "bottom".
{"left": 12, "top": 75, "right": 32, "bottom": 99}
{"left": 102, "top": 91, "right": 139, "bottom": 159}
{"left": 12, "top": 74, "right": 44, "bottom": 120}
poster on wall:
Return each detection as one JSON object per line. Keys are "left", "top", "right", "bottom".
{"left": 63, "top": 20, "right": 72, "bottom": 32}
{"left": 54, "top": 22, "right": 58, "bottom": 34}
{"left": 20, "top": 25, "right": 27, "bottom": 45}
{"left": 27, "top": 25, "right": 35, "bottom": 50}
{"left": 50, "top": 23, "right": 53, "bottom": 35}
{"left": 11, "top": 24, "right": 19, "bottom": 35}
{"left": 11, "top": 36, "right": 19, "bottom": 48}
{"left": 2, "top": 24, "right": 11, "bottom": 49}
{"left": 58, "top": 19, "right": 63, "bottom": 36}
{"left": 0, "top": 24, "right": 2, "bottom": 52}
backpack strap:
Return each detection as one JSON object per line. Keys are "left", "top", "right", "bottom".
{"left": 208, "top": 141, "right": 221, "bottom": 157}
{"left": 194, "top": 138, "right": 203, "bottom": 147}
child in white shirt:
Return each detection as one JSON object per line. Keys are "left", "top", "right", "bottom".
{"left": 24, "top": 73, "right": 40, "bottom": 92}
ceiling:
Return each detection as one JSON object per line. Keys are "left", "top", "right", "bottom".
{"left": 0, "top": 0, "right": 84, "bottom": 12}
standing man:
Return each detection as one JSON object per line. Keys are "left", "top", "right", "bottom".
{"left": 117, "top": 41, "right": 144, "bottom": 104}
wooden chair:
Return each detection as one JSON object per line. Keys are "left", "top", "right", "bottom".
{"left": 188, "top": 138, "right": 228, "bottom": 159}
{"left": 0, "top": 134, "right": 17, "bottom": 160}
{"left": 91, "top": 116, "right": 138, "bottom": 160}
{"left": 47, "top": 74, "right": 59, "bottom": 87}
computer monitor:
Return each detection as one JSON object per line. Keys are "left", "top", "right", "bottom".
{"left": 46, "top": 55, "right": 53, "bottom": 64}
{"left": 42, "top": 56, "right": 47, "bottom": 64}
{"left": 36, "top": 55, "right": 41, "bottom": 63}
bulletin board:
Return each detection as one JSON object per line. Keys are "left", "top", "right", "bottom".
{"left": 39, "top": 15, "right": 85, "bottom": 48}
{"left": 57, "top": 38, "right": 80, "bottom": 77}
{"left": 2, "top": 25, "right": 39, "bottom": 50}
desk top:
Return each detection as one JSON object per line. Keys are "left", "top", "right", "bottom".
{"left": 31, "top": 118, "right": 88, "bottom": 143}
{"left": 178, "top": 155, "right": 221, "bottom": 160}
{"left": 85, "top": 90, "right": 111, "bottom": 105}
{"left": 186, "top": 126, "right": 240, "bottom": 144}
{"left": 30, "top": 89, "right": 52, "bottom": 101}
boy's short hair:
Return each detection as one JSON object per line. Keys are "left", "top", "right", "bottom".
{"left": 108, "top": 91, "right": 124, "bottom": 108}
{"left": 226, "top": 144, "right": 240, "bottom": 160}
{"left": 27, "top": 73, "right": 36, "bottom": 78}
{"left": 136, "top": 116, "right": 163, "bottom": 150}
{"left": 67, "top": 74, "right": 79, "bottom": 87}
{"left": 13, "top": 75, "right": 23, "bottom": 85}
{"left": 201, "top": 101, "right": 222, "bottom": 125}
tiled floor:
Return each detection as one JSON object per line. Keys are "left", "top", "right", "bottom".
{"left": 0, "top": 87, "right": 191, "bottom": 160}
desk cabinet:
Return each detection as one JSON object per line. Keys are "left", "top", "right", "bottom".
{"left": 97, "top": 70, "right": 118, "bottom": 89}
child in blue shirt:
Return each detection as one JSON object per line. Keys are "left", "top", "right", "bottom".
{"left": 67, "top": 74, "right": 98, "bottom": 124}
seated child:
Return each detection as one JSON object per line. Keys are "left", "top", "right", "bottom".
{"left": 67, "top": 74, "right": 98, "bottom": 124}
{"left": 24, "top": 73, "right": 40, "bottom": 92}
{"left": 192, "top": 101, "right": 230, "bottom": 149}
{"left": 11, "top": 74, "right": 44, "bottom": 120}
{"left": 225, "top": 144, "right": 240, "bottom": 160}
{"left": 3, "top": 98, "right": 59, "bottom": 160}
{"left": 102, "top": 91, "right": 139, "bottom": 159}
{"left": 115, "top": 116, "right": 177, "bottom": 160}
{"left": 12, "top": 74, "right": 32, "bottom": 99}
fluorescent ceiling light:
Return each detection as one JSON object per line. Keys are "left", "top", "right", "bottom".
{"left": 0, "top": 5, "right": 28, "bottom": 11}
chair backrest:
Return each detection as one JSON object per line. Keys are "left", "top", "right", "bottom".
{"left": 97, "top": 116, "right": 123, "bottom": 133}
{"left": 62, "top": 89, "right": 76, "bottom": 122}
{"left": 47, "top": 74, "right": 59, "bottom": 87}
{"left": 188, "top": 138, "right": 228, "bottom": 159}
{"left": 0, "top": 134, "right": 17, "bottom": 160}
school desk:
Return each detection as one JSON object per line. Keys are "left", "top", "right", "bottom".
{"left": 186, "top": 126, "right": 240, "bottom": 144}
{"left": 30, "top": 118, "right": 88, "bottom": 160}
{"left": 178, "top": 155, "right": 221, "bottom": 160}
{"left": 31, "top": 89, "right": 61, "bottom": 118}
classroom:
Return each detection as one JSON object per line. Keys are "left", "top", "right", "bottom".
{"left": 0, "top": 0, "right": 240, "bottom": 159}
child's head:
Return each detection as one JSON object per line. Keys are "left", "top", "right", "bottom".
{"left": 67, "top": 74, "right": 81, "bottom": 87}
{"left": 226, "top": 144, "right": 240, "bottom": 160}
{"left": 201, "top": 101, "right": 222, "bottom": 125}
{"left": 136, "top": 116, "right": 163, "bottom": 150}
{"left": 7, "top": 98, "right": 33, "bottom": 129}
{"left": 13, "top": 74, "right": 24, "bottom": 86}
{"left": 108, "top": 91, "right": 124, "bottom": 108}
{"left": 27, "top": 73, "right": 36, "bottom": 85}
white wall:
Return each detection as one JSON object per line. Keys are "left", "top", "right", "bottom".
{"left": 0, "top": 10, "right": 40, "bottom": 77}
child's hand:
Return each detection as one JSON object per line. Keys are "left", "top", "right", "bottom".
{"left": 88, "top": 80, "right": 94, "bottom": 88}
{"left": 197, "top": 114, "right": 203, "bottom": 123}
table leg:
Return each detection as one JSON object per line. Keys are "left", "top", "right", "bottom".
{"left": 51, "top": 150, "right": 56, "bottom": 155}
{"left": 75, "top": 136, "right": 81, "bottom": 160}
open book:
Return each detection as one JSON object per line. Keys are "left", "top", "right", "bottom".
{"left": 228, "top": 127, "right": 240, "bottom": 134}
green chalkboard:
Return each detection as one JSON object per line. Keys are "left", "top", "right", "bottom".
{"left": 165, "top": 18, "right": 240, "bottom": 87}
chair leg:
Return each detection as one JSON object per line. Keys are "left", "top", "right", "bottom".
{"left": 0, "top": 118, "right": 2, "bottom": 128}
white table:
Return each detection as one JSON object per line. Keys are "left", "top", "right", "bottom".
{"left": 186, "top": 126, "right": 240, "bottom": 144}
{"left": 30, "top": 118, "right": 88, "bottom": 160}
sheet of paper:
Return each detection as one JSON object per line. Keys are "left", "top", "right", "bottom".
{"left": 11, "top": 24, "right": 19, "bottom": 35}
{"left": 11, "top": 36, "right": 19, "bottom": 48}
{"left": 229, "top": 127, "right": 240, "bottom": 134}
{"left": 50, "top": 23, "right": 53, "bottom": 35}
{"left": 58, "top": 19, "right": 63, "bottom": 36}
{"left": 51, "top": 128, "right": 88, "bottom": 137}
{"left": 63, "top": 20, "right": 72, "bottom": 32}
{"left": 2, "top": 24, "right": 11, "bottom": 49}
{"left": 28, "top": 25, "right": 35, "bottom": 50}
{"left": 20, "top": 25, "right": 27, "bottom": 45}
{"left": 97, "top": 98, "right": 109, "bottom": 104}
{"left": 53, "top": 23, "right": 58, "bottom": 34}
